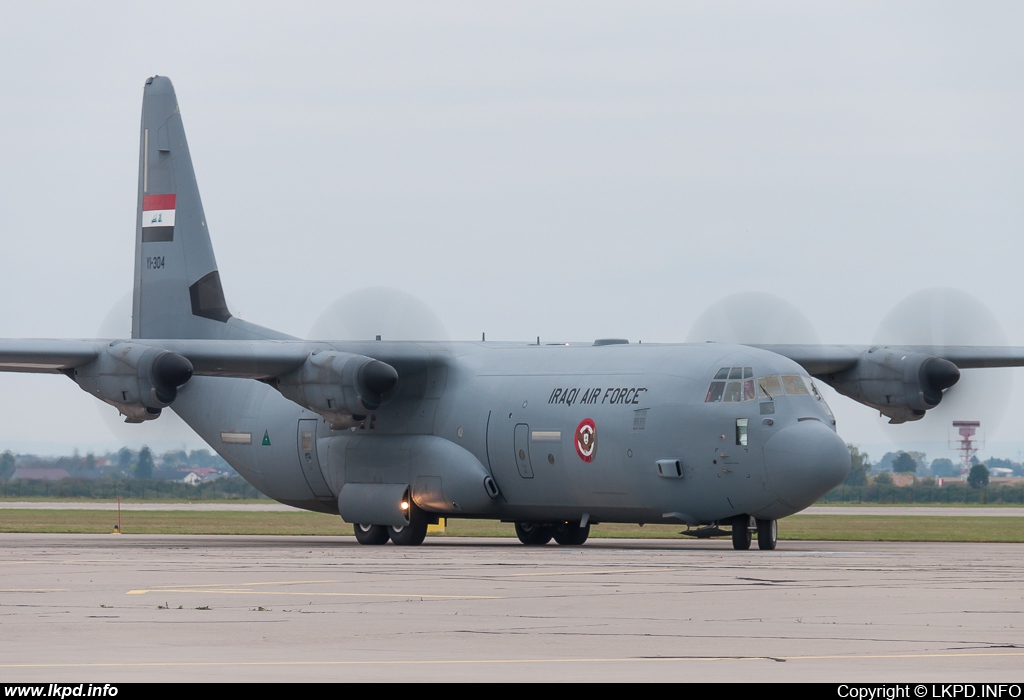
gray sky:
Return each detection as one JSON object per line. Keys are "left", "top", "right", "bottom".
{"left": 1, "top": 2, "right": 1022, "bottom": 461}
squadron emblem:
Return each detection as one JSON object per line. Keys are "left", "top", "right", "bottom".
{"left": 575, "top": 418, "right": 597, "bottom": 463}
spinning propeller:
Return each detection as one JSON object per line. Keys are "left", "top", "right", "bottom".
{"left": 309, "top": 287, "right": 449, "bottom": 342}
{"left": 872, "top": 287, "right": 1011, "bottom": 444}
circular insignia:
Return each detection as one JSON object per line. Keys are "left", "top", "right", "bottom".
{"left": 575, "top": 418, "right": 597, "bottom": 463}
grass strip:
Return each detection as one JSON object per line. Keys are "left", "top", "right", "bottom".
{"left": 1, "top": 510, "right": 1023, "bottom": 542}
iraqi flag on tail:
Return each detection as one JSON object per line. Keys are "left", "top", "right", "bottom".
{"left": 142, "top": 194, "right": 175, "bottom": 242}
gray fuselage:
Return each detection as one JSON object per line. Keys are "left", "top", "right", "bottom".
{"left": 171, "top": 340, "right": 851, "bottom": 527}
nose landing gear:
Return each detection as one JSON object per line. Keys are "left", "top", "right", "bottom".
{"left": 731, "top": 515, "right": 778, "bottom": 551}
{"left": 755, "top": 518, "right": 777, "bottom": 550}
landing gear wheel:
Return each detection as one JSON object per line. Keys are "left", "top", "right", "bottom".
{"left": 756, "top": 518, "right": 777, "bottom": 551}
{"left": 515, "top": 522, "right": 554, "bottom": 545}
{"left": 553, "top": 522, "right": 590, "bottom": 546}
{"left": 354, "top": 523, "right": 389, "bottom": 545}
{"left": 388, "top": 505, "right": 428, "bottom": 546}
{"left": 732, "top": 516, "right": 752, "bottom": 550}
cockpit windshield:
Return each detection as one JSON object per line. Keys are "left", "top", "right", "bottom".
{"left": 705, "top": 368, "right": 833, "bottom": 419}
{"left": 704, "top": 366, "right": 755, "bottom": 403}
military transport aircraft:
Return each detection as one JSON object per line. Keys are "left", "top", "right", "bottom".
{"left": 2, "top": 76, "right": 1023, "bottom": 550}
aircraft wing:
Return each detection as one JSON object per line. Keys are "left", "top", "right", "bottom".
{"left": 0, "top": 337, "right": 443, "bottom": 425}
{"left": 757, "top": 343, "right": 1024, "bottom": 423}
{"left": 4, "top": 338, "right": 1024, "bottom": 427}
{"left": 0, "top": 339, "right": 317, "bottom": 377}
{"left": 758, "top": 344, "right": 1024, "bottom": 372}
{"left": 0, "top": 339, "right": 114, "bottom": 374}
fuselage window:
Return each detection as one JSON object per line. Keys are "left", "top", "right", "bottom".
{"left": 714, "top": 367, "right": 730, "bottom": 380}
{"left": 727, "top": 367, "right": 743, "bottom": 380}
{"left": 736, "top": 418, "right": 748, "bottom": 446}
{"left": 705, "top": 381, "right": 726, "bottom": 402}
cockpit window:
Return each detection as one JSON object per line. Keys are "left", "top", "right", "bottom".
{"left": 802, "top": 375, "right": 821, "bottom": 399}
{"left": 781, "top": 375, "right": 809, "bottom": 395}
{"left": 743, "top": 379, "right": 756, "bottom": 401}
{"left": 705, "top": 381, "right": 726, "bottom": 402}
{"left": 723, "top": 381, "right": 743, "bottom": 402}
{"left": 706, "top": 367, "right": 767, "bottom": 403}
{"left": 756, "top": 375, "right": 782, "bottom": 399}
{"left": 803, "top": 376, "right": 835, "bottom": 419}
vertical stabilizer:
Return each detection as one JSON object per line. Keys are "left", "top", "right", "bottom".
{"left": 132, "top": 76, "right": 288, "bottom": 341}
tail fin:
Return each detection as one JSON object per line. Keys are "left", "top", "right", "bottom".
{"left": 132, "top": 76, "right": 288, "bottom": 341}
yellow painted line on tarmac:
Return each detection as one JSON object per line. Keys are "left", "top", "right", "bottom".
{"left": 152, "top": 579, "right": 336, "bottom": 589}
{"left": 125, "top": 589, "right": 501, "bottom": 597}
{"left": 5, "top": 650, "right": 1024, "bottom": 670}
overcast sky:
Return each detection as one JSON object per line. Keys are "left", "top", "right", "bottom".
{"left": 0, "top": 2, "right": 1022, "bottom": 461}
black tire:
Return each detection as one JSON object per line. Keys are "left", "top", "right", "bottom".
{"left": 732, "top": 516, "right": 752, "bottom": 550}
{"left": 353, "top": 523, "right": 389, "bottom": 545}
{"left": 756, "top": 518, "right": 777, "bottom": 551}
{"left": 553, "top": 522, "right": 590, "bottom": 546}
{"left": 388, "top": 505, "right": 428, "bottom": 546}
{"left": 515, "top": 522, "right": 554, "bottom": 545}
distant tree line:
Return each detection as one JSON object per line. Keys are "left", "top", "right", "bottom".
{"left": 822, "top": 480, "right": 1022, "bottom": 504}
{"left": 0, "top": 446, "right": 236, "bottom": 483}
{"left": 822, "top": 444, "right": 1020, "bottom": 503}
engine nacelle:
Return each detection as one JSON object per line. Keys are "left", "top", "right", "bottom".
{"left": 271, "top": 351, "right": 399, "bottom": 428}
{"left": 821, "top": 348, "right": 960, "bottom": 424}
{"left": 71, "top": 342, "right": 194, "bottom": 423}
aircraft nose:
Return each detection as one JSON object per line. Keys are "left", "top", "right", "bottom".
{"left": 762, "top": 420, "right": 851, "bottom": 511}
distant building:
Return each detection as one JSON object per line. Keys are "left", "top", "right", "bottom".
{"left": 182, "top": 468, "right": 222, "bottom": 485}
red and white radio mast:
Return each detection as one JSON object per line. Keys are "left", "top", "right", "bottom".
{"left": 950, "top": 420, "right": 983, "bottom": 478}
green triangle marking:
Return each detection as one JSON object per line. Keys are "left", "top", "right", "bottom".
{"left": 262, "top": 430, "right": 271, "bottom": 446}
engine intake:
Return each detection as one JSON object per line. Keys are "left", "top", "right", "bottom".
{"left": 821, "top": 348, "right": 960, "bottom": 424}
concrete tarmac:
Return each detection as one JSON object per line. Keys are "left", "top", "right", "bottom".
{"left": 2, "top": 534, "right": 1023, "bottom": 682}
{"left": 4, "top": 501, "right": 1024, "bottom": 516}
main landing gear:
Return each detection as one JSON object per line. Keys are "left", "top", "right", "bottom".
{"left": 731, "top": 515, "right": 778, "bottom": 551}
{"left": 353, "top": 518, "right": 429, "bottom": 546}
{"left": 353, "top": 502, "right": 429, "bottom": 546}
{"left": 353, "top": 523, "right": 389, "bottom": 545}
{"left": 515, "top": 521, "right": 590, "bottom": 546}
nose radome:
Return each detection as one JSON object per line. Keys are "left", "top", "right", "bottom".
{"left": 762, "top": 421, "right": 851, "bottom": 511}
